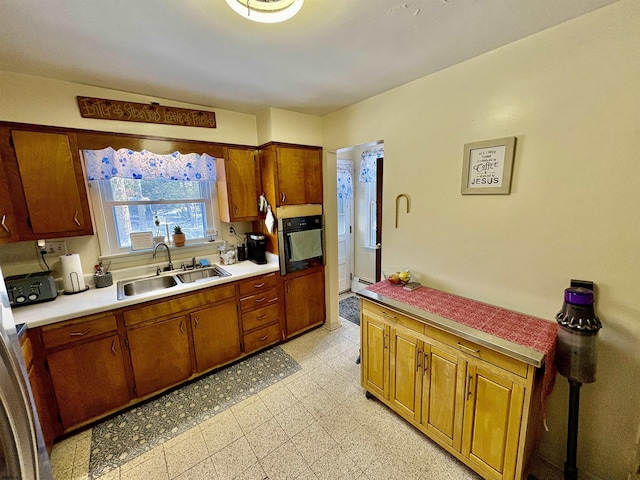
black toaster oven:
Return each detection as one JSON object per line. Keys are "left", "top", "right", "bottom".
{"left": 4, "top": 271, "right": 58, "bottom": 307}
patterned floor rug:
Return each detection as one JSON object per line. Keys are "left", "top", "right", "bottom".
{"left": 88, "top": 346, "right": 300, "bottom": 478}
{"left": 339, "top": 296, "right": 360, "bottom": 326}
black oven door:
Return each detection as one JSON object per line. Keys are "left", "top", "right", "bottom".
{"left": 281, "top": 228, "right": 324, "bottom": 274}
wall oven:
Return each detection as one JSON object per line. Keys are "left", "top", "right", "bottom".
{"left": 277, "top": 205, "right": 324, "bottom": 275}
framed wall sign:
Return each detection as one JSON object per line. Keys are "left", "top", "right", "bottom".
{"left": 461, "top": 136, "right": 516, "bottom": 195}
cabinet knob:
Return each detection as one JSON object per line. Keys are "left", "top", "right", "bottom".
{"left": 1, "top": 215, "right": 9, "bottom": 233}
{"left": 73, "top": 211, "right": 81, "bottom": 226}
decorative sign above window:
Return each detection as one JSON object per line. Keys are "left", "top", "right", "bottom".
{"left": 76, "top": 96, "right": 216, "bottom": 128}
{"left": 461, "top": 136, "right": 516, "bottom": 195}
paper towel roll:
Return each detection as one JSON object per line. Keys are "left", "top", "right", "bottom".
{"left": 60, "top": 253, "right": 86, "bottom": 293}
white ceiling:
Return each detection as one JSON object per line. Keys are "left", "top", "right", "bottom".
{"left": 0, "top": 0, "right": 619, "bottom": 117}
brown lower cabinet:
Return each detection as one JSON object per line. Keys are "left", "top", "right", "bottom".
{"left": 127, "top": 316, "right": 192, "bottom": 398}
{"left": 282, "top": 266, "right": 325, "bottom": 338}
{"left": 26, "top": 270, "right": 328, "bottom": 444}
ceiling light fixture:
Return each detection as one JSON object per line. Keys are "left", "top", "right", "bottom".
{"left": 225, "top": 0, "right": 304, "bottom": 24}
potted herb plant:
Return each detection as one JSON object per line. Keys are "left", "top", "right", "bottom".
{"left": 172, "top": 225, "right": 186, "bottom": 247}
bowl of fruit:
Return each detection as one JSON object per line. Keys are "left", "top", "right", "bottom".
{"left": 384, "top": 270, "right": 412, "bottom": 286}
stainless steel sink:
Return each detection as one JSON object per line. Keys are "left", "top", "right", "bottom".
{"left": 176, "top": 266, "right": 231, "bottom": 284}
{"left": 117, "top": 275, "right": 178, "bottom": 300}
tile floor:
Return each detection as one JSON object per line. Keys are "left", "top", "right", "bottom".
{"left": 50, "top": 294, "right": 563, "bottom": 480}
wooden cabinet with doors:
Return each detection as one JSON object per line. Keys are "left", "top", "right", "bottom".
{"left": 0, "top": 125, "right": 94, "bottom": 243}
{"left": 37, "top": 312, "right": 130, "bottom": 431}
{"left": 256, "top": 143, "right": 323, "bottom": 254}
{"left": 360, "top": 298, "right": 543, "bottom": 480}
{"left": 216, "top": 147, "right": 261, "bottom": 222}
{"left": 237, "top": 272, "right": 282, "bottom": 353}
{"left": 282, "top": 266, "right": 325, "bottom": 338}
{"left": 191, "top": 298, "right": 241, "bottom": 373}
{"left": 259, "top": 143, "right": 322, "bottom": 207}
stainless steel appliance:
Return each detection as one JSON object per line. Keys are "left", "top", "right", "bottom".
{"left": 246, "top": 233, "right": 267, "bottom": 265}
{"left": 277, "top": 205, "right": 324, "bottom": 275}
{"left": 0, "top": 267, "right": 52, "bottom": 479}
{"left": 4, "top": 272, "right": 57, "bottom": 307}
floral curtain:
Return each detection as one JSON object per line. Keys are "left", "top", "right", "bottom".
{"left": 83, "top": 147, "right": 217, "bottom": 181}
{"left": 359, "top": 146, "right": 384, "bottom": 183}
{"left": 337, "top": 167, "right": 353, "bottom": 199}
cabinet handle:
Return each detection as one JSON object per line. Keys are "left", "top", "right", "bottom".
{"left": 70, "top": 328, "right": 91, "bottom": 337}
{"left": 257, "top": 314, "right": 268, "bottom": 320}
{"left": 73, "top": 211, "right": 81, "bottom": 226}
{"left": 253, "top": 282, "right": 265, "bottom": 288}
{"left": 193, "top": 317, "right": 199, "bottom": 328}
{"left": 466, "top": 373, "right": 473, "bottom": 401}
{"left": 423, "top": 352, "right": 429, "bottom": 376}
{"left": 286, "top": 284, "right": 291, "bottom": 294}
{"left": 416, "top": 349, "right": 422, "bottom": 372}
{"left": 234, "top": 205, "right": 239, "bottom": 215}
{"left": 381, "top": 311, "right": 398, "bottom": 321}
{"left": 258, "top": 334, "right": 269, "bottom": 341}
{"left": 268, "top": 297, "right": 277, "bottom": 304}
{"left": 383, "top": 332, "right": 388, "bottom": 349}
{"left": 281, "top": 192, "right": 286, "bottom": 203}
{"left": 180, "top": 321, "right": 185, "bottom": 334}
{"left": 1, "top": 215, "right": 9, "bottom": 233}
{"left": 111, "top": 340, "right": 117, "bottom": 356}
{"left": 255, "top": 296, "right": 266, "bottom": 304}
{"left": 457, "top": 342, "right": 480, "bottom": 355}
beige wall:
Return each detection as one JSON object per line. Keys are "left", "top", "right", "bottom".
{"left": 323, "top": 1, "right": 639, "bottom": 478}
{"left": 257, "top": 107, "right": 323, "bottom": 146}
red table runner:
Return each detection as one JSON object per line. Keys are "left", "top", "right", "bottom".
{"left": 365, "top": 281, "right": 558, "bottom": 420}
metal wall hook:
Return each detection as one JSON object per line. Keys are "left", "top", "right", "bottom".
{"left": 395, "top": 193, "right": 411, "bottom": 228}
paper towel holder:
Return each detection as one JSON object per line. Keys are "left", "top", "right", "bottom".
{"left": 63, "top": 271, "right": 89, "bottom": 295}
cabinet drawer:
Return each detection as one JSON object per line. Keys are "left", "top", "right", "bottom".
{"left": 238, "top": 272, "right": 277, "bottom": 296}
{"left": 41, "top": 313, "right": 117, "bottom": 349}
{"left": 239, "top": 288, "right": 278, "bottom": 312}
{"left": 428, "top": 327, "right": 528, "bottom": 378}
{"left": 243, "top": 323, "right": 281, "bottom": 353}
{"left": 242, "top": 304, "right": 279, "bottom": 332}
{"left": 124, "top": 284, "right": 235, "bottom": 326}
{"left": 363, "top": 301, "right": 425, "bottom": 335}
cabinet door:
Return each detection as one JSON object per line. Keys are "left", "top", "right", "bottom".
{"left": 47, "top": 334, "right": 129, "bottom": 429}
{"left": 283, "top": 269, "right": 325, "bottom": 337}
{"left": 276, "top": 147, "right": 322, "bottom": 205}
{"left": 389, "top": 329, "right": 422, "bottom": 420}
{"left": 361, "top": 314, "right": 389, "bottom": 399}
{"left": 128, "top": 316, "right": 192, "bottom": 398}
{"left": 421, "top": 344, "right": 466, "bottom": 450}
{"left": 216, "top": 148, "right": 259, "bottom": 222}
{"left": 191, "top": 301, "right": 241, "bottom": 372}
{"left": 0, "top": 155, "right": 20, "bottom": 243}
{"left": 461, "top": 363, "right": 525, "bottom": 479}
{"left": 11, "top": 130, "right": 92, "bottom": 236}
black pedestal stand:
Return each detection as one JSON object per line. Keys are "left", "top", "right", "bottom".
{"left": 564, "top": 379, "right": 582, "bottom": 480}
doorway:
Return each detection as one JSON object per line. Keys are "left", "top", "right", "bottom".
{"left": 336, "top": 142, "right": 384, "bottom": 294}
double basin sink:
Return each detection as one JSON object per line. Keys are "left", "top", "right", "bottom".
{"left": 116, "top": 266, "right": 231, "bottom": 300}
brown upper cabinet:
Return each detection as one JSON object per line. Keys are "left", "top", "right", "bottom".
{"left": 0, "top": 126, "right": 94, "bottom": 243}
{"left": 259, "top": 144, "right": 323, "bottom": 207}
{"left": 216, "top": 147, "right": 261, "bottom": 222}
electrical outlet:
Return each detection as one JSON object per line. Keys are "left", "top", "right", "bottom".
{"left": 44, "top": 240, "right": 66, "bottom": 256}
{"left": 228, "top": 226, "right": 235, "bottom": 235}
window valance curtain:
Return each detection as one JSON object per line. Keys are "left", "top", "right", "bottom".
{"left": 83, "top": 147, "right": 217, "bottom": 181}
{"left": 337, "top": 167, "right": 353, "bottom": 199}
{"left": 359, "top": 146, "right": 384, "bottom": 183}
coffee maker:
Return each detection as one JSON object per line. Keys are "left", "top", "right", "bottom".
{"left": 246, "top": 233, "right": 267, "bottom": 265}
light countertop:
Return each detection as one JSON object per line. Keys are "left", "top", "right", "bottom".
{"left": 13, "top": 257, "right": 280, "bottom": 328}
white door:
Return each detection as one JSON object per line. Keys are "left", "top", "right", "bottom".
{"left": 337, "top": 161, "right": 353, "bottom": 293}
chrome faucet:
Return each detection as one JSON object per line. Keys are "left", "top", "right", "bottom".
{"left": 152, "top": 242, "right": 173, "bottom": 272}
